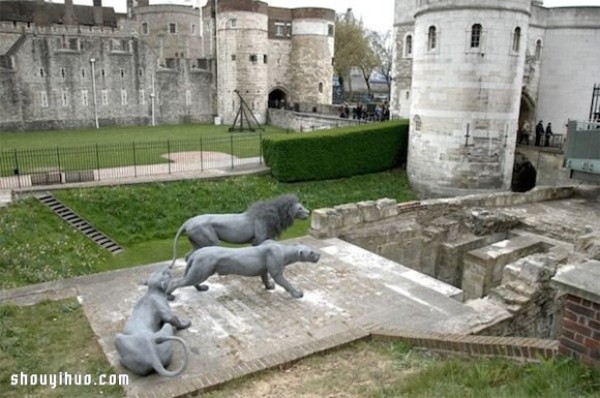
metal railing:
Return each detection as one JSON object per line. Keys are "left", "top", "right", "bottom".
{"left": 0, "top": 132, "right": 267, "bottom": 189}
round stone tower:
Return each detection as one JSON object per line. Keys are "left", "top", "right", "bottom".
{"left": 216, "top": 0, "right": 269, "bottom": 124}
{"left": 407, "top": 0, "right": 530, "bottom": 198}
{"left": 290, "top": 8, "right": 336, "bottom": 106}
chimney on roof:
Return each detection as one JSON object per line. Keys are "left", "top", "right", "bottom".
{"left": 93, "top": 0, "right": 104, "bottom": 26}
{"left": 63, "top": 0, "right": 76, "bottom": 26}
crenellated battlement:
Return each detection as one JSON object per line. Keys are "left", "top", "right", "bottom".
{"left": 0, "top": 21, "right": 127, "bottom": 38}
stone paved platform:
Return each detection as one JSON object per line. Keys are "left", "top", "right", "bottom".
{"left": 0, "top": 236, "right": 508, "bottom": 397}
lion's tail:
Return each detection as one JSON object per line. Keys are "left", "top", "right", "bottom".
{"left": 152, "top": 335, "right": 190, "bottom": 377}
{"left": 170, "top": 222, "right": 187, "bottom": 269}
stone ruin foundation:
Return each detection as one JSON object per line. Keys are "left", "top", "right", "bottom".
{"left": 309, "top": 186, "right": 600, "bottom": 340}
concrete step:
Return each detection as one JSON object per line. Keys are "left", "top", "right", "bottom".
{"left": 462, "top": 236, "right": 547, "bottom": 300}
{"left": 321, "top": 237, "right": 464, "bottom": 302}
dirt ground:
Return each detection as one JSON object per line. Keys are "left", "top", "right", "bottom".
{"left": 203, "top": 340, "right": 424, "bottom": 398}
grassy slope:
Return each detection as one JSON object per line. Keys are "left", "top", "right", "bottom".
{"left": 0, "top": 170, "right": 415, "bottom": 289}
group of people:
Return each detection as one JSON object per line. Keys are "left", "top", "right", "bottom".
{"left": 518, "top": 120, "right": 553, "bottom": 147}
{"left": 339, "top": 102, "right": 390, "bottom": 121}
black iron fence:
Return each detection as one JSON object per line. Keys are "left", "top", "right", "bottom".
{"left": 0, "top": 133, "right": 267, "bottom": 189}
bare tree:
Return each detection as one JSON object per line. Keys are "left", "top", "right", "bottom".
{"left": 368, "top": 29, "right": 394, "bottom": 92}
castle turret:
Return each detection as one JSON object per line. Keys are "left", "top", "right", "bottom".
{"left": 289, "top": 8, "right": 335, "bottom": 106}
{"left": 215, "top": 0, "right": 269, "bottom": 124}
{"left": 407, "top": 0, "right": 531, "bottom": 198}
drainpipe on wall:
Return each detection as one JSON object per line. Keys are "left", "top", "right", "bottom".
{"left": 90, "top": 58, "right": 99, "bottom": 129}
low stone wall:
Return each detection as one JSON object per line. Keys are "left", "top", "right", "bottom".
{"left": 309, "top": 186, "right": 576, "bottom": 240}
{"left": 267, "top": 108, "right": 363, "bottom": 132}
{"left": 372, "top": 330, "right": 558, "bottom": 363}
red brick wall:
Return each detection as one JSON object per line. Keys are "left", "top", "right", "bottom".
{"left": 559, "top": 294, "right": 600, "bottom": 366}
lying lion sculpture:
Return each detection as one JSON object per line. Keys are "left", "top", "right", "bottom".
{"left": 168, "top": 240, "right": 321, "bottom": 299}
{"left": 169, "top": 194, "right": 310, "bottom": 268}
{"left": 115, "top": 268, "right": 191, "bottom": 377}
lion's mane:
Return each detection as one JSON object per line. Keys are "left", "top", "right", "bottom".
{"left": 245, "top": 194, "right": 300, "bottom": 239}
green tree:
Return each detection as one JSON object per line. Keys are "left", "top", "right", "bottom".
{"left": 334, "top": 13, "right": 377, "bottom": 98}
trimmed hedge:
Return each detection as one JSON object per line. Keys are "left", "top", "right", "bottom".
{"left": 262, "top": 120, "right": 409, "bottom": 182}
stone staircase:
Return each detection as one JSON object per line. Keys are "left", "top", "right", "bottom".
{"left": 36, "top": 192, "right": 123, "bottom": 254}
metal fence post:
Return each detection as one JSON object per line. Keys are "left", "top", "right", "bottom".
{"left": 14, "top": 149, "right": 21, "bottom": 189}
{"left": 56, "top": 146, "right": 62, "bottom": 182}
{"left": 259, "top": 131, "right": 263, "bottom": 165}
{"left": 96, "top": 144, "right": 101, "bottom": 181}
{"left": 200, "top": 136, "right": 204, "bottom": 172}
{"left": 133, "top": 142, "right": 137, "bottom": 178}
{"left": 167, "top": 140, "right": 171, "bottom": 175}
{"left": 230, "top": 134, "right": 234, "bottom": 169}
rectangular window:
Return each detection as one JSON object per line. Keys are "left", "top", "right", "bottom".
{"left": 191, "top": 24, "right": 197, "bottom": 35}
{"left": 275, "top": 23, "right": 284, "bottom": 37}
{"left": 101, "top": 90, "right": 109, "bottom": 106}
{"left": 249, "top": 54, "right": 258, "bottom": 63}
{"left": 121, "top": 89, "right": 128, "bottom": 105}
{"left": 328, "top": 24, "right": 334, "bottom": 37}
{"left": 169, "top": 23, "right": 177, "bottom": 34}
{"left": 139, "top": 89, "right": 145, "bottom": 105}
{"left": 142, "top": 22, "right": 149, "bottom": 35}
{"left": 40, "top": 91, "right": 48, "bottom": 108}
{"left": 81, "top": 90, "right": 88, "bottom": 106}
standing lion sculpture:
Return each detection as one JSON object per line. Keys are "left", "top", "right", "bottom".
{"left": 169, "top": 194, "right": 310, "bottom": 268}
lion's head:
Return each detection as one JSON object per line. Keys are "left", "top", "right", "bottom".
{"left": 246, "top": 194, "right": 309, "bottom": 239}
{"left": 144, "top": 268, "right": 173, "bottom": 292}
{"left": 295, "top": 244, "right": 321, "bottom": 263}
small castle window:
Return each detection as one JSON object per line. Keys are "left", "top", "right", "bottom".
{"left": 318, "top": 82, "right": 324, "bottom": 93}
{"left": 404, "top": 34, "right": 413, "bottom": 57}
{"left": 230, "top": 18, "right": 237, "bottom": 28}
{"left": 81, "top": 69, "right": 85, "bottom": 78}
{"left": 120, "top": 69, "right": 124, "bottom": 79}
{"left": 275, "top": 23, "right": 285, "bottom": 37}
{"left": 231, "top": 54, "right": 236, "bottom": 61}
{"left": 169, "top": 23, "right": 177, "bottom": 34}
{"left": 61, "top": 68, "right": 65, "bottom": 79}
{"left": 101, "top": 69, "right": 105, "bottom": 78}
{"left": 142, "top": 22, "right": 149, "bottom": 35}
{"left": 470, "top": 24, "right": 482, "bottom": 48}
{"left": 191, "top": 24, "right": 197, "bottom": 35}
{"left": 121, "top": 89, "right": 128, "bottom": 105}
{"left": 535, "top": 39, "right": 542, "bottom": 60}
{"left": 512, "top": 27, "right": 521, "bottom": 53}
{"left": 81, "top": 90, "right": 88, "bottom": 106}
{"left": 427, "top": 26, "right": 437, "bottom": 51}
{"left": 263, "top": 54, "right": 268, "bottom": 64}
{"left": 40, "top": 68, "right": 44, "bottom": 78}
{"left": 328, "top": 24, "right": 334, "bottom": 37}
{"left": 249, "top": 54, "right": 258, "bottom": 63}
{"left": 139, "top": 68, "right": 143, "bottom": 77}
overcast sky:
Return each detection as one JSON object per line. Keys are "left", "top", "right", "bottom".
{"left": 56, "top": 0, "right": 600, "bottom": 32}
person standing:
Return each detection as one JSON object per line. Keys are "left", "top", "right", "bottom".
{"left": 519, "top": 121, "right": 531, "bottom": 145}
{"left": 545, "top": 122, "right": 554, "bottom": 147}
{"left": 535, "top": 120, "right": 544, "bottom": 146}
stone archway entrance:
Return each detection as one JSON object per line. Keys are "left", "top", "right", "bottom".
{"left": 518, "top": 91, "right": 535, "bottom": 133}
{"left": 268, "top": 88, "right": 287, "bottom": 109}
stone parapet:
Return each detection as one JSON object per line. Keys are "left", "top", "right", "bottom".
{"left": 308, "top": 186, "right": 579, "bottom": 240}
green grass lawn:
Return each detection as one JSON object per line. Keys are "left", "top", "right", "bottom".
{"left": 0, "top": 123, "right": 287, "bottom": 150}
{"left": 0, "top": 299, "right": 125, "bottom": 398}
{"left": 0, "top": 170, "right": 415, "bottom": 289}
{"left": 0, "top": 123, "right": 287, "bottom": 176}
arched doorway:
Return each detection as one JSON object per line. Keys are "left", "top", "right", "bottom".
{"left": 268, "top": 88, "right": 287, "bottom": 109}
{"left": 518, "top": 92, "right": 535, "bottom": 132}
